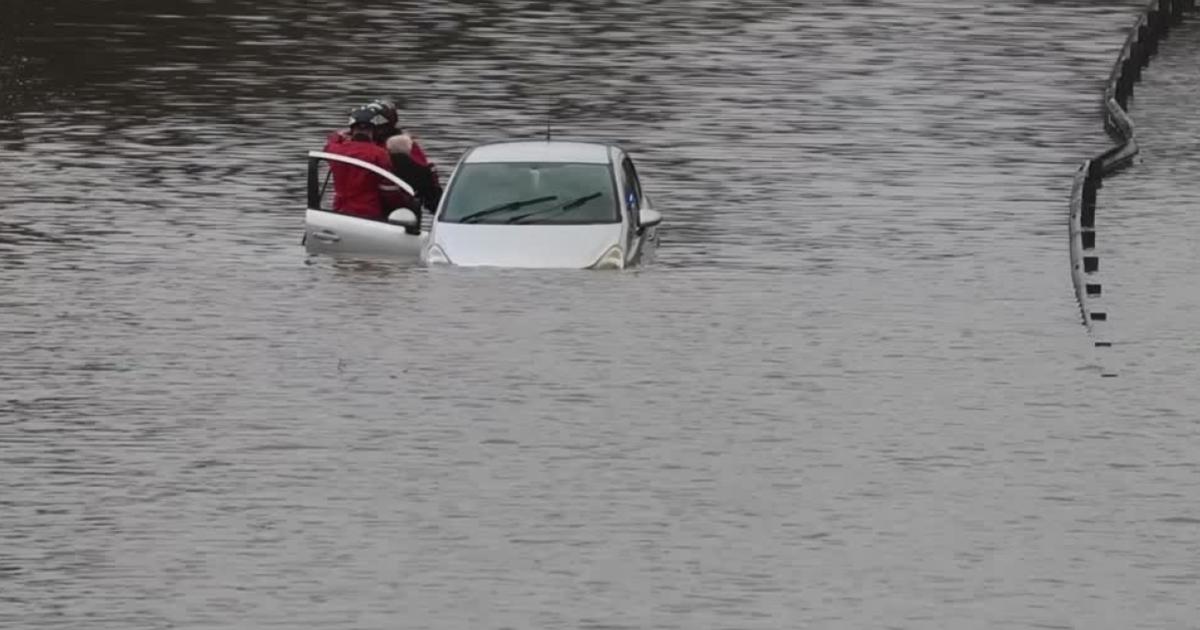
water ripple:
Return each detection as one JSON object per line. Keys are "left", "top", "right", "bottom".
{"left": 2, "top": 1, "right": 1198, "bottom": 628}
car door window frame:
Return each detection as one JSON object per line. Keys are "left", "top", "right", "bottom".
{"left": 307, "top": 150, "right": 416, "bottom": 212}
{"left": 619, "top": 157, "right": 643, "bottom": 220}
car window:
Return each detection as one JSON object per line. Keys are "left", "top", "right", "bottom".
{"left": 620, "top": 158, "right": 642, "bottom": 215}
{"left": 308, "top": 153, "right": 411, "bottom": 214}
{"left": 440, "top": 162, "right": 619, "bottom": 224}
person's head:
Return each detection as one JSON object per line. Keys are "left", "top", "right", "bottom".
{"left": 368, "top": 98, "right": 400, "bottom": 141}
{"left": 385, "top": 133, "right": 413, "bottom": 156}
{"left": 346, "top": 106, "right": 384, "bottom": 141}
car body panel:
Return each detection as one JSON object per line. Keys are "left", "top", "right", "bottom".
{"left": 303, "top": 150, "right": 425, "bottom": 259}
{"left": 430, "top": 223, "right": 623, "bottom": 268}
{"left": 304, "top": 208, "right": 427, "bottom": 258}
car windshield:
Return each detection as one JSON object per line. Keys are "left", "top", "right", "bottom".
{"left": 440, "top": 162, "right": 618, "bottom": 225}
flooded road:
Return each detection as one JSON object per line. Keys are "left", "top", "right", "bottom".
{"left": 2, "top": 1, "right": 1198, "bottom": 628}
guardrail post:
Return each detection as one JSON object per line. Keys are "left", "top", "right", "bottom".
{"left": 1117, "top": 59, "right": 1134, "bottom": 106}
{"left": 1081, "top": 179, "right": 1097, "bottom": 228}
{"left": 1167, "top": 0, "right": 1183, "bottom": 24}
{"left": 1136, "top": 26, "right": 1151, "bottom": 70}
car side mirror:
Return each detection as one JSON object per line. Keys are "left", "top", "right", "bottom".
{"left": 387, "top": 208, "right": 418, "bottom": 228}
{"left": 638, "top": 208, "right": 662, "bottom": 229}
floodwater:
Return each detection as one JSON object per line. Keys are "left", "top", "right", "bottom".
{"left": 2, "top": 1, "right": 1198, "bottom": 628}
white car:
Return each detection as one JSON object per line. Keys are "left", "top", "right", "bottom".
{"left": 303, "top": 140, "right": 662, "bottom": 269}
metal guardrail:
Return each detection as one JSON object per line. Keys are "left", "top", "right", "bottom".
{"left": 1068, "top": 0, "right": 1194, "bottom": 355}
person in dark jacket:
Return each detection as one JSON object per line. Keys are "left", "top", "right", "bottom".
{"left": 368, "top": 99, "right": 430, "bottom": 160}
{"left": 368, "top": 99, "right": 443, "bottom": 210}
{"left": 386, "top": 133, "right": 443, "bottom": 212}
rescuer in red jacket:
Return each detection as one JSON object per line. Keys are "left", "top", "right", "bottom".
{"left": 322, "top": 106, "right": 398, "bottom": 221}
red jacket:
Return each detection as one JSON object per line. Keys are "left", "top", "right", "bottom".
{"left": 323, "top": 133, "right": 395, "bottom": 220}
{"left": 408, "top": 140, "right": 430, "bottom": 167}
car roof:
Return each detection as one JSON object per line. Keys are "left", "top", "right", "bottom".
{"left": 464, "top": 140, "right": 615, "bottom": 165}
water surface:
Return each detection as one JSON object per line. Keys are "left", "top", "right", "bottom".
{"left": 2, "top": 1, "right": 1198, "bottom": 628}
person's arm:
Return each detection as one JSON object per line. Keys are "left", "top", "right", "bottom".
{"left": 421, "top": 164, "right": 442, "bottom": 211}
{"left": 377, "top": 153, "right": 418, "bottom": 213}
{"left": 408, "top": 140, "right": 440, "bottom": 207}
{"left": 409, "top": 140, "right": 430, "bottom": 166}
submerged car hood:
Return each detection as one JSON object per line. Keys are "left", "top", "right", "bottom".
{"left": 432, "top": 223, "right": 622, "bottom": 268}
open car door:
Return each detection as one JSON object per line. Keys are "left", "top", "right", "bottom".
{"left": 304, "top": 150, "right": 427, "bottom": 259}
{"left": 616, "top": 152, "right": 659, "bottom": 266}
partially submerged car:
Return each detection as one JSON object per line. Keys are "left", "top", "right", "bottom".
{"left": 424, "top": 140, "right": 661, "bottom": 269}
{"left": 303, "top": 140, "right": 662, "bottom": 269}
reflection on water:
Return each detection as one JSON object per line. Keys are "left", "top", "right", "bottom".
{"left": 2, "top": 1, "right": 1199, "bottom": 628}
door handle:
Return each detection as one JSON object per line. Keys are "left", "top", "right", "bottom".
{"left": 312, "top": 230, "right": 341, "bottom": 243}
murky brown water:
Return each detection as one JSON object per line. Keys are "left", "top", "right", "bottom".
{"left": 2, "top": 1, "right": 1198, "bottom": 628}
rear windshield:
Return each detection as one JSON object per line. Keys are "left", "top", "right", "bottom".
{"left": 440, "top": 162, "right": 618, "bottom": 225}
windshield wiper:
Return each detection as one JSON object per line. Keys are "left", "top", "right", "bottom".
{"left": 457, "top": 195, "right": 558, "bottom": 224}
{"left": 506, "top": 192, "right": 604, "bottom": 224}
